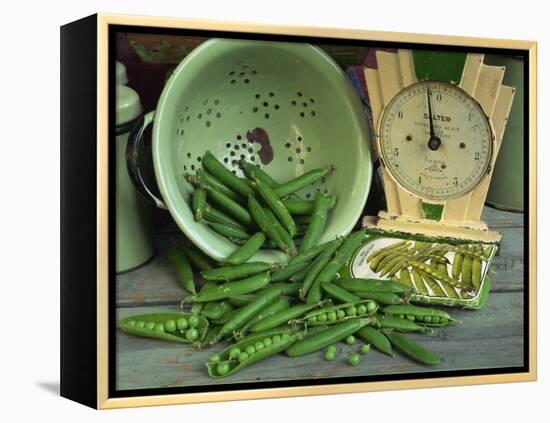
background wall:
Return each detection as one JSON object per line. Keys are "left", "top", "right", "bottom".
{"left": 1, "top": 0, "right": 546, "bottom": 421}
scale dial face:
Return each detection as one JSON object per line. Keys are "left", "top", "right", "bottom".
{"left": 378, "top": 80, "right": 493, "bottom": 200}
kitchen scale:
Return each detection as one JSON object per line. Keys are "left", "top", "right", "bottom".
{"left": 345, "top": 50, "right": 516, "bottom": 307}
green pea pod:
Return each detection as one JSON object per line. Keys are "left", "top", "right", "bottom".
{"left": 452, "top": 253, "right": 464, "bottom": 279}
{"left": 216, "top": 286, "right": 284, "bottom": 341}
{"left": 207, "top": 221, "right": 251, "bottom": 240}
{"left": 240, "top": 162, "right": 279, "bottom": 188}
{"left": 270, "top": 260, "right": 311, "bottom": 282}
{"left": 297, "top": 300, "right": 377, "bottom": 326}
{"left": 419, "top": 271, "right": 446, "bottom": 297}
{"left": 353, "top": 291, "right": 405, "bottom": 305}
{"left": 192, "top": 188, "right": 206, "bottom": 222}
{"left": 285, "top": 318, "right": 371, "bottom": 357}
{"left": 289, "top": 265, "right": 311, "bottom": 282}
{"left": 366, "top": 240, "right": 408, "bottom": 263}
{"left": 461, "top": 254, "right": 473, "bottom": 287}
{"left": 299, "top": 192, "right": 329, "bottom": 252}
{"left": 264, "top": 208, "right": 296, "bottom": 255}
{"left": 472, "top": 245, "right": 483, "bottom": 290}
{"left": 289, "top": 238, "right": 341, "bottom": 266}
{"left": 203, "top": 184, "right": 253, "bottom": 226}
{"left": 399, "top": 269, "right": 414, "bottom": 289}
{"left": 117, "top": 312, "right": 208, "bottom": 343}
{"left": 316, "top": 230, "right": 366, "bottom": 284}
{"left": 181, "top": 245, "right": 215, "bottom": 271}
{"left": 249, "top": 301, "right": 325, "bottom": 333}
{"left": 251, "top": 176, "right": 297, "bottom": 237}
{"left": 410, "top": 268, "right": 429, "bottom": 295}
{"left": 385, "top": 331, "right": 442, "bottom": 365}
{"left": 274, "top": 167, "right": 333, "bottom": 198}
{"left": 283, "top": 195, "right": 337, "bottom": 215}
{"left": 335, "top": 278, "right": 409, "bottom": 294}
{"left": 355, "top": 326, "right": 394, "bottom": 357}
{"left": 202, "top": 151, "right": 254, "bottom": 197}
{"left": 248, "top": 195, "right": 288, "bottom": 252}
{"left": 166, "top": 247, "right": 196, "bottom": 294}
{"left": 377, "top": 315, "right": 428, "bottom": 332}
{"left": 192, "top": 169, "right": 247, "bottom": 205}
{"left": 228, "top": 294, "right": 257, "bottom": 307}
{"left": 201, "top": 262, "right": 273, "bottom": 282}
{"left": 300, "top": 238, "right": 344, "bottom": 300}
{"left": 184, "top": 271, "right": 271, "bottom": 302}
{"left": 383, "top": 305, "right": 455, "bottom": 321}
{"left": 206, "top": 329, "right": 303, "bottom": 378}
{"left": 224, "top": 232, "right": 266, "bottom": 266}
{"left": 211, "top": 308, "right": 240, "bottom": 325}
{"left": 236, "top": 298, "right": 291, "bottom": 338}
{"left": 321, "top": 282, "right": 361, "bottom": 304}
{"left": 203, "top": 203, "right": 247, "bottom": 229}
{"left": 409, "top": 261, "right": 461, "bottom": 288}
{"left": 201, "top": 301, "right": 235, "bottom": 321}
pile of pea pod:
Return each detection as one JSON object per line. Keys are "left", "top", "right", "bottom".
{"left": 118, "top": 152, "right": 459, "bottom": 378}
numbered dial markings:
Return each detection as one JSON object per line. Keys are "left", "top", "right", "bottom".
{"left": 379, "top": 81, "right": 492, "bottom": 200}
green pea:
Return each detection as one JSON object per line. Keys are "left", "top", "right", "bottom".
{"left": 327, "top": 344, "right": 337, "bottom": 355}
{"left": 367, "top": 301, "right": 377, "bottom": 313}
{"left": 346, "top": 306, "right": 357, "bottom": 316}
{"left": 127, "top": 320, "right": 136, "bottom": 327}
{"left": 337, "top": 310, "right": 346, "bottom": 319}
{"left": 216, "top": 362, "right": 230, "bottom": 376}
{"left": 176, "top": 318, "right": 188, "bottom": 331}
{"left": 245, "top": 345, "right": 256, "bottom": 355}
{"left": 154, "top": 323, "right": 165, "bottom": 332}
{"left": 357, "top": 305, "right": 367, "bottom": 315}
{"left": 327, "top": 311, "right": 338, "bottom": 322}
{"left": 145, "top": 322, "right": 156, "bottom": 330}
{"left": 164, "top": 320, "right": 177, "bottom": 333}
{"left": 229, "top": 347, "right": 241, "bottom": 359}
{"left": 308, "top": 316, "right": 318, "bottom": 324}
{"left": 432, "top": 316, "right": 440, "bottom": 324}
{"left": 325, "top": 349, "right": 336, "bottom": 361}
{"left": 272, "top": 335, "right": 282, "bottom": 344}
{"left": 348, "top": 352, "right": 360, "bottom": 366}
{"left": 188, "top": 315, "right": 200, "bottom": 328}
{"left": 360, "top": 344, "right": 371, "bottom": 355}
{"left": 399, "top": 314, "right": 405, "bottom": 319}
{"left": 238, "top": 352, "right": 249, "bottom": 362}
{"left": 406, "top": 315, "right": 416, "bottom": 321}
{"left": 136, "top": 321, "right": 146, "bottom": 329}
{"left": 185, "top": 328, "right": 198, "bottom": 341}
{"left": 255, "top": 341, "right": 265, "bottom": 351}
{"left": 282, "top": 333, "right": 291, "bottom": 342}
{"left": 424, "top": 316, "right": 432, "bottom": 323}
{"left": 209, "top": 353, "right": 221, "bottom": 363}
{"left": 263, "top": 337, "right": 272, "bottom": 347}
{"left": 346, "top": 335, "right": 356, "bottom": 345}
{"left": 317, "top": 313, "right": 328, "bottom": 322}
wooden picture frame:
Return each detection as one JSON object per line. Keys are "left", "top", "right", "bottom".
{"left": 60, "top": 13, "right": 537, "bottom": 409}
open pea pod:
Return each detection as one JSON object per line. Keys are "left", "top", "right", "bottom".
{"left": 117, "top": 312, "right": 209, "bottom": 343}
{"left": 382, "top": 304, "right": 460, "bottom": 327}
{"left": 206, "top": 327, "right": 304, "bottom": 378}
{"left": 293, "top": 299, "right": 379, "bottom": 326}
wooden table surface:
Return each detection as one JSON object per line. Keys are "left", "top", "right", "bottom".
{"left": 115, "top": 207, "right": 524, "bottom": 391}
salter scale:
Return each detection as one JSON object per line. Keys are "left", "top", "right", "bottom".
{"left": 344, "top": 50, "right": 516, "bottom": 308}
{"left": 363, "top": 50, "right": 515, "bottom": 242}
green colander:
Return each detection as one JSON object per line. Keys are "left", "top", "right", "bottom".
{"left": 128, "top": 38, "right": 372, "bottom": 263}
